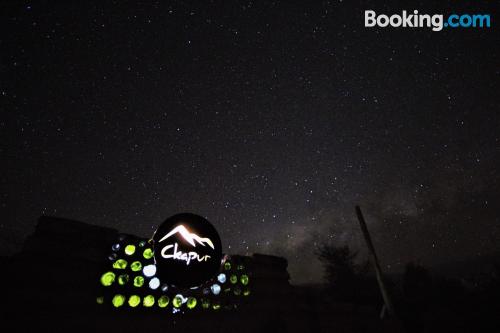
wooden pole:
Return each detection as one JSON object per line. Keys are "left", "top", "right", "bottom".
{"left": 355, "top": 205, "right": 396, "bottom": 317}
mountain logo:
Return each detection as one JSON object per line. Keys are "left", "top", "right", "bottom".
{"left": 159, "top": 224, "right": 215, "bottom": 249}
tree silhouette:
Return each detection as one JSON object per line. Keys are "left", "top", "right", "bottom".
{"left": 316, "top": 244, "right": 369, "bottom": 301}
{"left": 403, "top": 262, "right": 432, "bottom": 302}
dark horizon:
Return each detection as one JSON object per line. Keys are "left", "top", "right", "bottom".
{"left": 1, "top": 1, "right": 499, "bottom": 284}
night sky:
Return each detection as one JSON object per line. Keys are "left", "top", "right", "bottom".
{"left": 1, "top": 1, "right": 499, "bottom": 283}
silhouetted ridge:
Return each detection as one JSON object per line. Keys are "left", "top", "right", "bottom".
{"left": 3, "top": 216, "right": 397, "bottom": 332}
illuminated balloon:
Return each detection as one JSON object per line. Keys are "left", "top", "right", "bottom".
{"left": 217, "top": 273, "right": 226, "bottom": 283}
{"left": 143, "top": 248, "right": 154, "bottom": 259}
{"left": 143, "top": 264, "right": 156, "bottom": 277}
{"left": 134, "top": 276, "right": 145, "bottom": 287}
{"left": 128, "top": 295, "right": 141, "bottom": 307}
{"left": 130, "top": 261, "right": 142, "bottom": 272}
{"left": 143, "top": 295, "right": 155, "bottom": 307}
{"left": 112, "top": 294, "right": 125, "bottom": 307}
{"left": 211, "top": 284, "right": 221, "bottom": 295}
{"left": 240, "top": 274, "right": 249, "bottom": 285}
{"left": 118, "top": 274, "right": 129, "bottom": 285}
{"left": 113, "top": 259, "right": 127, "bottom": 269}
{"left": 124, "top": 244, "right": 136, "bottom": 255}
{"left": 100, "top": 272, "right": 115, "bottom": 286}
{"left": 149, "top": 277, "right": 160, "bottom": 290}
{"left": 186, "top": 297, "right": 197, "bottom": 309}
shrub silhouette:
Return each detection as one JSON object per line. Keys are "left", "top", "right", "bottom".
{"left": 316, "top": 244, "right": 370, "bottom": 302}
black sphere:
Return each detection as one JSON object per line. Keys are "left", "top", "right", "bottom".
{"left": 152, "top": 213, "right": 222, "bottom": 288}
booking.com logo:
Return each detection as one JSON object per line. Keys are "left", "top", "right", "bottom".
{"left": 365, "top": 10, "right": 491, "bottom": 31}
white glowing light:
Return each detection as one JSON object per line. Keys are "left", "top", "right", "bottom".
{"left": 159, "top": 225, "right": 214, "bottom": 249}
{"left": 217, "top": 273, "right": 226, "bottom": 284}
{"left": 149, "top": 277, "right": 160, "bottom": 290}
{"left": 211, "top": 284, "right": 221, "bottom": 295}
{"left": 143, "top": 264, "right": 156, "bottom": 277}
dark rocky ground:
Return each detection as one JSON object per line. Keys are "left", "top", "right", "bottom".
{"left": 4, "top": 216, "right": 499, "bottom": 332}
{"left": 1, "top": 216, "right": 401, "bottom": 332}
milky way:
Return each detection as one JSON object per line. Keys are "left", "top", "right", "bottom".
{"left": 1, "top": 1, "right": 499, "bottom": 283}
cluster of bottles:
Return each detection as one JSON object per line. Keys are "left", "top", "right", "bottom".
{"left": 96, "top": 234, "right": 251, "bottom": 313}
